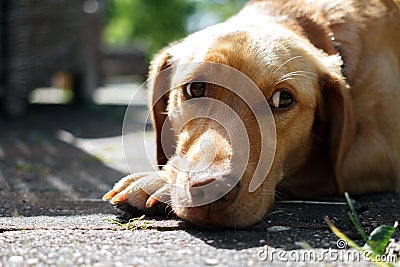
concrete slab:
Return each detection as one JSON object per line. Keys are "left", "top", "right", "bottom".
{"left": 0, "top": 104, "right": 398, "bottom": 266}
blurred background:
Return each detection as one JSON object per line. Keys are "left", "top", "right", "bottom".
{"left": 0, "top": 0, "right": 248, "bottom": 116}
{"left": 0, "top": 0, "right": 247, "bottom": 216}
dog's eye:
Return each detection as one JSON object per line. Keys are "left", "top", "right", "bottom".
{"left": 270, "top": 90, "right": 294, "bottom": 109}
{"left": 184, "top": 82, "right": 206, "bottom": 98}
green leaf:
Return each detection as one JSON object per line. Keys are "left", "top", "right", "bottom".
{"left": 325, "top": 217, "right": 391, "bottom": 267}
{"left": 363, "top": 222, "right": 398, "bottom": 255}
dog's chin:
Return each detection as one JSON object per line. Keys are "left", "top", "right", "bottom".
{"left": 172, "top": 204, "right": 270, "bottom": 229}
{"left": 171, "top": 186, "right": 274, "bottom": 229}
{"left": 173, "top": 206, "right": 231, "bottom": 229}
{"left": 170, "top": 184, "right": 238, "bottom": 228}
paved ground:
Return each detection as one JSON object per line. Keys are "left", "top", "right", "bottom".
{"left": 0, "top": 102, "right": 399, "bottom": 266}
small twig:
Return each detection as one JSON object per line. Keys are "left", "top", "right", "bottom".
{"left": 276, "top": 200, "right": 347, "bottom": 205}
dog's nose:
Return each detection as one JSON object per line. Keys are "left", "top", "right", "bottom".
{"left": 188, "top": 176, "right": 239, "bottom": 208}
{"left": 189, "top": 177, "right": 216, "bottom": 203}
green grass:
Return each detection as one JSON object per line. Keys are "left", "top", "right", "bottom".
{"left": 326, "top": 192, "right": 399, "bottom": 267}
{"left": 14, "top": 162, "right": 51, "bottom": 177}
{"left": 15, "top": 162, "right": 48, "bottom": 172}
{"left": 104, "top": 215, "right": 151, "bottom": 230}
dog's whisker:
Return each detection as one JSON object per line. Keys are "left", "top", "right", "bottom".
{"left": 276, "top": 71, "right": 318, "bottom": 84}
{"left": 275, "top": 77, "right": 298, "bottom": 84}
{"left": 278, "top": 73, "right": 307, "bottom": 81}
{"left": 290, "top": 70, "right": 318, "bottom": 76}
{"left": 288, "top": 70, "right": 318, "bottom": 75}
{"left": 275, "top": 75, "right": 306, "bottom": 84}
{"left": 166, "top": 206, "right": 175, "bottom": 217}
{"left": 279, "top": 71, "right": 304, "bottom": 78}
{"left": 273, "top": 190, "right": 287, "bottom": 200}
{"left": 272, "top": 55, "right": 303, "bottom": 75}
{"left": 260, "top": 190, "right": 275, "bottom": 197}
{"left": 278, "top": 70, "right": 318, "bottom": 79}
{"left": 260, "top": 189, "right": 275, "bottom": 193}
{"left": 249, "top": 211, "right": 268, "bottom": 228}
{"left": 163, "top": 199, "right": 172, "bottom": 205}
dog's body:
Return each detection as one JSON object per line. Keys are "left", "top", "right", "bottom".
{"left": 104, "top": 0, "right": 400, "bottom": 228}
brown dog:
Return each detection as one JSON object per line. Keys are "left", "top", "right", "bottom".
{"left": 103, "top": 0, "right": 400, "bottom": 228}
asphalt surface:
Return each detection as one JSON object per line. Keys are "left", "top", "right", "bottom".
{"left": 0, "top": 103, "right": 399, "bottom": 267}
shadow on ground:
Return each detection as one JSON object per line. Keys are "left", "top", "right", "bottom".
{"left": 185, "top": 193, "right": 400, "bottom": 250}
{"left": 0, "top": 104, "right": 148, "bottom": 217}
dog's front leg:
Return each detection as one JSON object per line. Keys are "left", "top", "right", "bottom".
{"left": 103, "top": 171, "right": 171, "bottom": 216}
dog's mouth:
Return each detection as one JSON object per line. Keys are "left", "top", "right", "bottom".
{"left": 172, "top": 181, "right": 241, "bottom": 228}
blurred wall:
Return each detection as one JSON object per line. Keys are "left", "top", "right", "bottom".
{"left": 0, "top": 0, "right": 105, "bottom": 116}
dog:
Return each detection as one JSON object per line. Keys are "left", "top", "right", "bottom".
{"left": 103, "top": 0, "right": 400, "bottom": 228}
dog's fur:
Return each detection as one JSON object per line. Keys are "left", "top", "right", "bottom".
{"left": 104, "top": 0, "right": 400, "bottom": 228}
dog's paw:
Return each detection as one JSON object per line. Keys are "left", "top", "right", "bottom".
{"left": 102, "top": 171, "right": 171, "bottom": 216}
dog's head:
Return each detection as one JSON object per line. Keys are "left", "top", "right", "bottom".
{"left": 148, "top": 17, "right": 354, "bottom": 228}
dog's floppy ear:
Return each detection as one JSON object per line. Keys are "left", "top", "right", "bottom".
{"left": 317, "top": 70, "right": 355, "bottom": 193}
{"left": 296, "top": 15, "right": 337, "bottom": 56}
{"left": 148, "top": 47, "right": 177, "bottom": 168}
